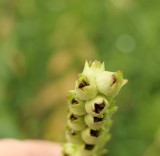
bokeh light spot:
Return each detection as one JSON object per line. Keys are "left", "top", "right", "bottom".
{"left": 116, "top": 34, "right": 136, "bottom": 53}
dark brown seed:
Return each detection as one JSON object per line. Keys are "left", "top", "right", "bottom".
{"left": 90, "top": 129, "right": 99, "bottom": 137}
{"left": 70, "top": 114, "right": 77, "bottom": 121}
{"left": 78, "top": 79, "right": 89, "bottom": 89}
{"left": 70, "top": 129, "right": 77, "bottom": 136}
{"left": 71, "top": 98, "right": 78, "bottom": 104}
{"left": 94, "top": 117, "right": 103, "bottom": 122}
{"left": 85, "top": 144, "right": 95, "bottom": 150}
{"left": 94, "top": 102, "right": 105, "bottom": 114}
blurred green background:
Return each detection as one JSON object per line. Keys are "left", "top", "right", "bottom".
{"left": 0, "top": 0, "right": 160, "bottom": 156}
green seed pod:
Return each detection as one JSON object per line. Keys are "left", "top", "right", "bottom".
{"left": 96, "top": 71, "right": 128, "bottom": 98}
{"left": 85, "top": 96, "right": 109, "bottom": 117}
{"left": 81, "top": 128, "right": 100, "bottom": 144}
{"left": 66, "top": 127, "right": 84, "bottom": 144}
{"left": 68, "top": 90, "right": 86, "bottom": 116}
{"left": 84, "top": 114, "right": 104, "bottom": 130}
{"left": 75, "top": 74, "right": 98, "bottom": 100}
{"left": 68, "top": 113, "right": 86, "bottom": 131}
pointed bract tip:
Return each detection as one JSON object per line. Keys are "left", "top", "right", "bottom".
{"left": 122, "top": 79, "right": 128, "bottom": 86}
{"left": 91, "top": 60, "right": 103, "bottom": 69}
{"left": 101, "top": 62, "right": 105, "bottom": 70}
{"left": 83, "top": 60, "right": 90, "bottom": 73}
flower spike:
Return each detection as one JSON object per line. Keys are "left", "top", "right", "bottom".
{"left": 63, "top": 60, "right": 127, "bottom": 156}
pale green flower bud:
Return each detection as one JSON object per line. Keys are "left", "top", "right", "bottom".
{"left": 75, "top": 74, "right": 98, "bottom": 100}
{"left": 96, "top": 70, "right": 128, "bottom": 98}
{"left": 68, "top": 91, "right": 86, "bottom": 116}
{"left": 85, "top": 96, "right": 109, "bottom": 117}
{"left": 84, "top": 114, "right": 104, "bottom": 130}
{"left": 82, "top": 60, "right": 105, "bottom": 77}
{"left": 81, "top": 128, "right": 100, "bottom": 144}
{"left": 66, "top": 127, "right": 84, "bottom": 144}
{"left": 68, "top": 113, "right": 86, "bottom": 131}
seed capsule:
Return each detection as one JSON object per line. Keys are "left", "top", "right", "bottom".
{"left": 85, "top": 96, "right": 109, "bottom": 117}
{"left": 68, "top": 91, "right": 86, "bottom": 116}
{"left": 68, "top": 113, "right": 86, "bottom": 131}
{"left": 84, "top": 114, "right": 104, "bottom": 130}
{"left": 66, "top": 127, "right": 83, "bottom": 144}
{"left": 81, "top": 128, "right": 100, "bottom": 144}
{"left": 75, "top": 74, "right": 98, "bottom": 100}
{"left": 96, "top": 71, "right": 128, "bottom": 98}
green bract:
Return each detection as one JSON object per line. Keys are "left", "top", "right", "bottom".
{"left": 63, "top": 60, "right": 127, "bottom": 156}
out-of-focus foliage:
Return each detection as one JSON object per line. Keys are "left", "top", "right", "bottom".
{"left": 143, "top": 129, "right": 160, "bottom": 156}
{"left": 0, "top": 0, "right": 160, "bottom": 156}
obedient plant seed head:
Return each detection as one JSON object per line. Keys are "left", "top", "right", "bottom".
{"left": 68, "top": 113, "right": 86, "bottom": 131}
{"left": 81, "top": 128, "right": 100, "bottom": 144}
{"left": 75, "top": 74, "right": 98, "bottom": 100}
{"left": 84, "top": 114, "right": 104, "bottom": 130}
{"left": 85, "top": 96, "right": 109, "bottom": 117}
{"left": 68, "top": 91, "right": 86, "bottom": 116}
{"left": 63, "top": 60, "right": 128, "bottom": 156}
{"left": 96, "top": 70, "right": 128, "bottom": 98}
